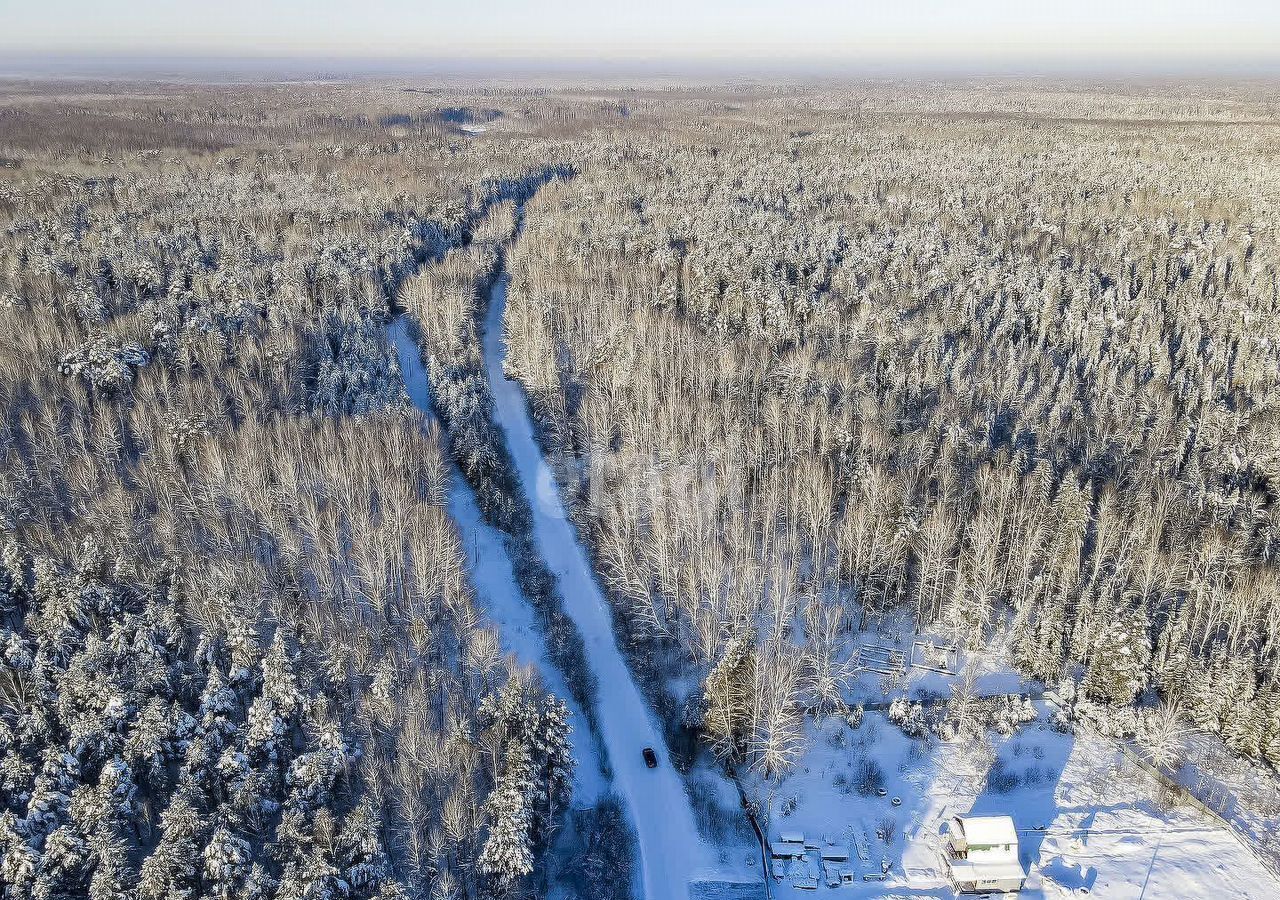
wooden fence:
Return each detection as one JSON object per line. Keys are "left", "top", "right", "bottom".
{"left": 725, "top": 765, "right": 773, "bottom": 900}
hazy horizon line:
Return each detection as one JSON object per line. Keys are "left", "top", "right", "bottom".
{"left": 4, "top": 49, "right": 1280, "bottom": 83}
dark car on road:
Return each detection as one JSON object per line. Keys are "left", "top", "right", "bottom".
{"left": 642, "top": 747, "right": 658, "bottom": 768}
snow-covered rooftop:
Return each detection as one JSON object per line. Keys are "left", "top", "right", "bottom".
{"left": 953, "top": 815, "right": 1019, "bottom": 848}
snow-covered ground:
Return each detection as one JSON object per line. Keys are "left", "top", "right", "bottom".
{"left": 482, "top": 274, "right": 720, "bottom": 899}
{"left": 1163, "top": 724, "right": 1280, "bottom": 870}
{"left": 724, "top": 626, "right": 1280, "bottom": 900}
{"left": 746, "top": 707, "right": 1278, "bottom": 899}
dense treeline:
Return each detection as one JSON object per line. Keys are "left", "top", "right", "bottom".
{"left": 395, "top": 182, "right": 641, "bottom": 900}
{"left": 504, "top": 90, "right": 1280, "bottom": 777}
{"left": 397, "top": 189, "right": 607, "bottom": 736}
{"left": 0, "top": 86, "right": 580, "bottom": 899}
{"left": 4, "top": 538, "right": 401, "bottom": 900}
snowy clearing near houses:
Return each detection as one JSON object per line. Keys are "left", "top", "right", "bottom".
{"left": 697, "top": 634, "right": 1280, "bottom": 900}
{"left": 747, "top": 705, "right": 1279, "bottom": 899}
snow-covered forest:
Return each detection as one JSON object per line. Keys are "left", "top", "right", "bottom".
{"left": 2, "top": 77, "right": 1280, "bottom": 898}
{"left": 504, "top": 84, "right": 1280, "bottom": 780}
{"left": 0, "top": 84, "right": 585, "bottom": 899}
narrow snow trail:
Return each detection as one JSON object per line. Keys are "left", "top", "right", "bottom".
{"left": 482, "top": 273, "right": 713, "bottom": 899}
{"left": 389, "top": 318, "right": 606, "bottom": 804}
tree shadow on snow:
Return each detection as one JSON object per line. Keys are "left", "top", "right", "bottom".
{"left": 1039, "top": 857, "right": 1098, "bottom": 893}
{"left": 966, "top": 722, "right": 1075, "bottom": 879}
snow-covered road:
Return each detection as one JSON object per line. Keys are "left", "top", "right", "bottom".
{"left": 389, "top": 317, "right": 608, "bottom": 805}
{"left": 483, "top": 272, "right": 713, "bottom": 900}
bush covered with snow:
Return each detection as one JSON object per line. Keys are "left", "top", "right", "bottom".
{"left": 888, "top": 698, "right": 930, "bottom": 739}
{"left": 58, "top": 339, "right": 150, "bottom": 394}
{"left": 889, "top": 693, "right": 1039, "bottom": 742}
{"left": 988, "top": 694, "right": 1039, "bottom": 735}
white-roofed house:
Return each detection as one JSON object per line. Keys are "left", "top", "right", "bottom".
{"left": 945, "top": 815, "right": 1027, "bottom": 893}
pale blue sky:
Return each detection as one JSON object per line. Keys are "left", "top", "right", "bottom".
{"left": 2, "top": 0, "right": 1278, "bottom": 67}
